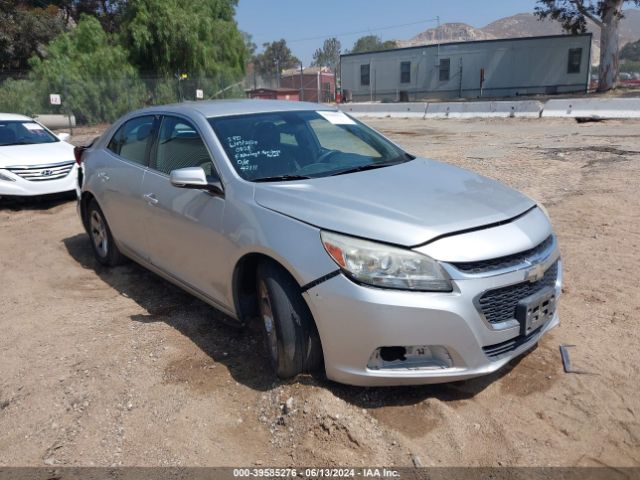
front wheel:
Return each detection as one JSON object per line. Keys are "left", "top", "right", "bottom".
{"left": 87, "top": 199, "right": 125, "bottom": 267}
{"left": 257, "top": 261, "right": 323, "bottom": 379}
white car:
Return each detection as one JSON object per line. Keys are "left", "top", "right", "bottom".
{"left": 0, "top": 113, "right": 77, "bottom": 197}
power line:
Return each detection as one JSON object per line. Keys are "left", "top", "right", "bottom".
{"left": 287, "top": 17, "right": 441, "bottom": 44}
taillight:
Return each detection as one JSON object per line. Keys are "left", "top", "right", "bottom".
{"left": 74, "top": 145, "right": 86, "bottom": 166}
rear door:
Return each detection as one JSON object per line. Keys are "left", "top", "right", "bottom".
{"left": 97, "top": 115, "right": 158, "bottom": 260}
{"left": 140, "top": 114, "right": 228, "bottom": 307}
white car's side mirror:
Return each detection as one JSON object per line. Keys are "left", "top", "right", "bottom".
{"left": 57, "top": 132, "right": 71, "bottom": 142}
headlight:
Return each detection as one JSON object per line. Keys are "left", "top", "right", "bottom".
{"left": 0, "top": 171, "right": 15, "bottom": 182}
{"left": 321, "top": 231, "right": 452, "bottom": 292}
{"left": 538, "top": 203, "right": 550, "bottom": 219}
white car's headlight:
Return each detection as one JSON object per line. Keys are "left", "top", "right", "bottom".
{"left": 538, "top": 203, "right": 551, "bottom": 220}
{"left": 0, "top": 171, "right": 15, "bottom": 182}
{"left": 321, "top": 231, "right": 452, "bottom": 292}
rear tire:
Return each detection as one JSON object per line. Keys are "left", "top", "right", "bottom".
{"left": 87, "top": 199, "right": 125, "bottom": 267}
{"left": 257, "top": 261, "right": 323, "bottom": 379}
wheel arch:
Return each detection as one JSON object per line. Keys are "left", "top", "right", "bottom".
{"left": 79, "top": 191, "right": 96, "bottom": 233}
{"left": 232, "top": 252, "right": 313, "bottom": 325}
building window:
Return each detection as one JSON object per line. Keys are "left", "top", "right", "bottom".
{"left": 567, "top": 48, "right": 582, "bottom": 74}
{"left": 439, "top": 58, "right": 450, "bottom": 81}
{"left": 400, "top": 61, "right": 411, "bottom": 83}
{"left": 360, "top": 64, "right": 370, "bottom": 86}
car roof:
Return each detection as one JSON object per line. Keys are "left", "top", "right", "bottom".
{"left": 136, "top": 99, "right": 337, "bottom": 119}
{"left": 0, "top": 113, "right": 33, "bottom": 121}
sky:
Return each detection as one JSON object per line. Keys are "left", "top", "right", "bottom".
{"left": 235, "top": 0, "right": 542, "bottom": 65}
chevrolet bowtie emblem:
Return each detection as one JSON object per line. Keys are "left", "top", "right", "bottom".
{"left": 525, "top": 261, "right": 546, "bottom": 282}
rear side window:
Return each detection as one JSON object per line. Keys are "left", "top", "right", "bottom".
{"left": 107, "top": 116, "right": 155, "bottom": 166}
{"left": 153, "top": 116, "right": 213, "bottom": 176}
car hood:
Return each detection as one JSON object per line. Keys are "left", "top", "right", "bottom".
{"left": 254, "top": 158, "right": 536, "bottom": 247}
{"left": 0, "top": 141, "right": 75, "bottom": 168}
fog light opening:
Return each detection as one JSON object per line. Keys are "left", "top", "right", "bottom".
{"left": 379, "top": 346, "right": 407, "bottom": 362}
{"left": 367, "top": 345, "right": 453, "bottom": 371}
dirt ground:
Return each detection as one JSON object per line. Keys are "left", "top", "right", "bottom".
{"left": 0, "top": 117, "right": 639, "bottom": 468}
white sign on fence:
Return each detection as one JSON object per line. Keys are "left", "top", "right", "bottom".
{"left": 195, "top": 89, "right": 204, "bottom": 100}
{"left": 49, "top": 94, "right": 61, "bottom": 105}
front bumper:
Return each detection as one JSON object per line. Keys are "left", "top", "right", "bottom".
{"left": 0, "top": 164, "right": 78, "bottom": 197}
{"left": 304, "top": 257, "right": 562, "bottom": 387}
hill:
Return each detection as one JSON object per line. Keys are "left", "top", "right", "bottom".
{"left": 396, "top": 10, "right": 640, "bottom": 66}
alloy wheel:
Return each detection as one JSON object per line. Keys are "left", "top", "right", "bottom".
{"left": 90, "top": 210, "right": 108, "bottom": 258}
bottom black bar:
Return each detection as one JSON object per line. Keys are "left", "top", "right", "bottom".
{"left": 0, "top": 467, "right": 639, "bottom": 480}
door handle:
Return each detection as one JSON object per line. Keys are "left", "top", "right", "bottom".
{"left": 97, "top": 171, "right": 110, "bottom": 182}
{"left": 143, "top": 193, "right": 159, "bottom": 205}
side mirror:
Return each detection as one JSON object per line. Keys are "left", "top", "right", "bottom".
{"left": 169, "top": 167, "right": 224, "bottom": 196}
{"left": 58, "top": 132, "right": 71, "bottom": 142}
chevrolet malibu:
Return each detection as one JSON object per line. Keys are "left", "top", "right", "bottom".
{"left": 77, "top": 100, "right": 561, "bottom": 386}
{"left": 0, "top": 113, "right": 76, "bottom": 197}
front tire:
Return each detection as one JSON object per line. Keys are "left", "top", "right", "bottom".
{"left": 257, "top": 261, "right": 323, "bottom": 379}
{"left": 87, "top": 199, "right": 124, "bottom": 267}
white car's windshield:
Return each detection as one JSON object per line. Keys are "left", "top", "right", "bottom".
{"left": 209, "top": 110, "right": 412, "bottom": 181}
{"left": 0, "top": 121, "right": 59, "bottom": 146}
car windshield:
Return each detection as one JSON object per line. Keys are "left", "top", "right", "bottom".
{"left": 0, "top": 120, "right": 58, "bottom": 146}
{"left": 209, "top": 110, "right": 412, "bottom": 181}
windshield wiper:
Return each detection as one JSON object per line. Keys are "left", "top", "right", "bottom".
{"left": 329, "top": 159, "right": 408, "bottom": 177}
{"left": 253, "top": 174, "right": 312, "bottom": 182}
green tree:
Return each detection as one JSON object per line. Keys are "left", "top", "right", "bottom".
{"left": 621, "top": 38, "right": 640, "bottom": 62}
{"left": 120, "top": 0, "right": 246, "bottom": 81}
{"left": 0, "top": 2, "right": 66, "bottom": 71}
{"left": 312, "top": 37, "right": 341, "bottom": 74}
{"left": 535, "top": 0, "right": 640, "bottom": 92}
{"left": 253, "top": 39, "right": 300, "bottom": 78}
{"left": 349, "top": 35, "right": 396, "bottom": 54}
{"left": 27, "top": 15, "right": 145, "bottom": 123}
{"left": 243, "top": 32, "right": 258, "bottom": 59}
{"left": 19, "top": 0, "right": 128, "bottom": 32}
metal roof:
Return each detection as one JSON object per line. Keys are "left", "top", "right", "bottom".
{"left": 340, "top": 33, "right": 593, "bottom": 58}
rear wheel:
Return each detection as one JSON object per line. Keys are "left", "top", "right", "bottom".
{"left": 87, "top": 199, "right": 124, "bottom": 267}
{"left": 257, "top": 261, "right": 323, "bottom": 379}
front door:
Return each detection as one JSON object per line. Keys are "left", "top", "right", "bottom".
{"left": 140, "top": 115, "right": 228, "bottom": 308}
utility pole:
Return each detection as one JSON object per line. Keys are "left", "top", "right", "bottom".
{"left": 458, "top": 58, "right": 463, "bottom": 98}
{"left": 300, "top": 62, "right": 304, "bottom": 101}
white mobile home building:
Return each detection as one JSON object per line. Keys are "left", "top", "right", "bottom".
{"left": 340, "top": 34, "right": 592, "bottom": 101}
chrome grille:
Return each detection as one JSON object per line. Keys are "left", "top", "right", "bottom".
{"left": 453, "top": 236, "right": 554, "bottom": 274}
{"left": 478, "top": 262, "right": 558, "bottom": 324}
{"left": 5, "top": 161, "right": 74, "bottom": 182}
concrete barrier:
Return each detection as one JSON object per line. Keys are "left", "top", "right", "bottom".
{"left": 423, "top": 100, "right": 542, "bottom": 118}
{"left": 340, "top": 102, "right": 428, "bottom": 118}
{"left": 542, "top": 98, "right": 640, "bottom": 118}
{"left": 340, "top": 101, "right": 543, "bottom": 119}
{"left": 35, "top": 114, "right": 76, "bottom": 129}
{"left": 341, "top": 98, "right": 640, "bottom": 120}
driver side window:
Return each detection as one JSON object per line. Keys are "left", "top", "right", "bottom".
{"left": 153, "top": 116, "right": 214, "bottom": 176}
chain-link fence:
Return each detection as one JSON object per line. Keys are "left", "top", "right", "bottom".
{"left": 0, "top": 72, "right": 249, "bottom": 126}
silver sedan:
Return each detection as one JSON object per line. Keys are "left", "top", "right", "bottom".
{"left": 77, "top": 100, "right": 561, "bottom": 386}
